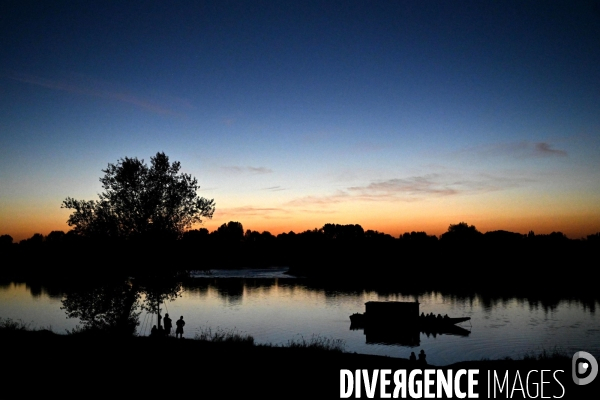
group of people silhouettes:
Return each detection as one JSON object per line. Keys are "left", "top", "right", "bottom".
{"left": 420, "top": 312, "right": 449, "bottom": 320}
{"left": 150, "top": 313, "right": 185, "bottom": 338}
{"left": 409, "top": 350, "right": 427, "bottom": 365}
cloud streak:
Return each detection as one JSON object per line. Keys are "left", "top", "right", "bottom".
{"left": 262, "top": 186, "right": 287, "bottom": 191}
{"left": 222, "top": 166, "right": 273, "bottom": 174}
{"left": 285, "top": 191, "right": 350, "bottom": 207}
{"left": 349, "top": 174, "right": 458, "bottom": 197}
{"left": 9, "top": 72, "right": 178, "bottom": 115}
{"left": 217, "top": 206, "right": 290, "bottom": 219}
{"left": 457, "top": 141, "right": 568, "bottom": 159}
{"left": 285, "top": 173, "right": 533, "bottom": 208}
{"left": 534, "top": 142, "right": 567, "bottom": 157}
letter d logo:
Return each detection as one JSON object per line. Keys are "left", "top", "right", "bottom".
{"left": 572, "top": 351, "right": 598, "bottom": 385}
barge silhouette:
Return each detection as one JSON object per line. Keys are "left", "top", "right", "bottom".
{"left": 349, "top": 301, "right": 471, "bottom": 345}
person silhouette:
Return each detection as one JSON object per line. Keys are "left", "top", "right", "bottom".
{"left": 409, "top": 351, "right": 417, "bottom": 362}
{"left": 150, "top": 325, "right": 157, "bottom": 337}
{"left": 418, "top": 349, "right": 427, "bottom": 365}
{"left": 163, "top": 313, "right": 172, "bottom": 336}
{"left": 175, "top": 316, "right": 185, "bottom": 339}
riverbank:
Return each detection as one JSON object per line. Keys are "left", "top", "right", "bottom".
{"left": 2, "top": 327, "right": 594, "bottom": 399}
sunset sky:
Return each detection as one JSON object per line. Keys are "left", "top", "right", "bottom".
{"left": 1, "top": 1, "right": 599, "bottom": 242}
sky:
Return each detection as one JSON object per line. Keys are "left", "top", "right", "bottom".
{"left": 1, "top": 1, "right": 600, "bottom": 242}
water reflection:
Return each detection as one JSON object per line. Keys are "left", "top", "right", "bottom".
{"left": 0, "top": 271, "right": 599, "bottom": 365}
{"left": 61, "top": 278, "right": 140, "bottom": 334}
{"left": 364, "top": 327, "right": 422, "bottom": 346}
{"left": 151, "top": 278, "right": 600, "bottom": 365}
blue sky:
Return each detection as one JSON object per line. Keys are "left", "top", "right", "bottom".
{"left": 1, "top": 1, "right": 599, "bottom": 241}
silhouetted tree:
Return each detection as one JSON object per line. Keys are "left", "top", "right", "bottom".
{"left": 215, "top": 221, "right": 244, "bottom": 242}
{"left": 440, "top": 222, "right": 483, "bottom": 241}
{"left": 182, "top": 228, "right": 209, "bottom": 243}
{"left": 321, "top": 223, "right": 365, "bottom": 240}
{"left": 244, "top": 229, "right": 260, "bottom": 242}
{"left": 19, "top": 233, "right": 44, "bottom": 247}
{"left": 483, "top": 230, "right": 525, "bottom": 243}
{"left": 62, "top": 152, "right": 215, "bottom": 241}
{"left": 365, "top": 230, "right": 395, "bottom": 242}
{"left": 45, "top": 230, "right": 66, "bottom": 244}
{"left": 0, "top": 234, "right": 13, "bottom": 247}
{"left": 547, "top": 231, "right": 568, "bottom": 241}
{"left": 587, "top": 232, "right": 600, "bottom": 242}
{"left": 260, "top": 231, "right": 275, "bottom": 240}
{"left": 400, "top": 231, "right": 438, "bottom": 243}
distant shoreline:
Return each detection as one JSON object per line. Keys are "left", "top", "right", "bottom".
{"left": 2, "top": 266, "right": 599, "bottom": 302}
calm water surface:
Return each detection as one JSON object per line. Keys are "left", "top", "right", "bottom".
{"left": 1, "top": 268, "right": 598, "bottom": 366}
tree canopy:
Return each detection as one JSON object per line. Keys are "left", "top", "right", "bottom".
{"left": 440, "top": 222, "right": 483, "bottom": 241}
{"left": 62, "top": 152, "right": 215, "bottom": 241}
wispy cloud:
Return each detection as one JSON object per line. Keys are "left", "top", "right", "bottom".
{"left": 349, "top": 174, "right": 457, "bottom": 197}
{"left": 352, "top": 173, "right": 532, "bottom": 199}
{"left": 222, "top": 166, "right": 273, "bottom": 174}
{"left": 249, "top": 166, "right": 273, "bottom": 174}
{"left": 534, "top": 142, "right": 567, "bottom": 157}
{"left": 262, "top": 186, "right": 286, "bottom": 191}
{"left": 294, "top": 208, "right": 338, "bottom": 214}
{"left": 285, "top": 173, "right": 533, "bottom": 207}
{"left": 457, "top": 141, "right": 568, "bottom": 159}
{"left": 285, "top": 191, "right": 351, "bottom": 207}
{"left": 217, "top": 206, "right": 290, "bottom": 219}
{"left": 9, "top": 72, "right": 178, "bottom": 115}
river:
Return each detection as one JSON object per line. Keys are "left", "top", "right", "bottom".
{"left": 1, "top": 267, "right": 598, "bottom": 366}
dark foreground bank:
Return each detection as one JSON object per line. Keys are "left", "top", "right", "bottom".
{"left": 2, "top": 329, "right": 597, "bottom": 399}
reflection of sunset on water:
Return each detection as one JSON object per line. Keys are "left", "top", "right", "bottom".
{"left": 2, "top": 275, "right": 598, "bottom": 366}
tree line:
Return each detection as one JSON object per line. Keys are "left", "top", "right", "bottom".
{"left": 1, "top": 152, "right": 598, "bottom": 295}
{"left": 2, "top": 221, "right": 598, "bottom": 287}
{"left": 5, "top": 220, "right": 598, "bottom": 250}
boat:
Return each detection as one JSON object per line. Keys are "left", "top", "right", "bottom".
{"left": 349, "top": 301, "right": 471, "bottom": 346}
{"left": 350, "top": 313, "right": 470, "bottom": 327}
{"left": 349, "top": 301, "right": 471, "bottom": 331}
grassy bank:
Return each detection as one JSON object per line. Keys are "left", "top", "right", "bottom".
{"left": 3, "top": 319, "right": 593, "bottom": 399}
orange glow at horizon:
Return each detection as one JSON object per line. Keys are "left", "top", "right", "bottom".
{"left": 3, "top": 200, "right": 599, "bottom": 243}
